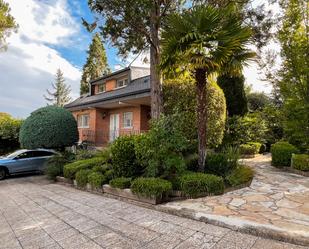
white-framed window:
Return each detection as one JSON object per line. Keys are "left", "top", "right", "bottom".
{"left": 123, "top": 112, "right": 133, "bottom": 128}
{"left": 98, "top": 83, "right": 106, "bottom": 93}
{"left": 77, "top": 114, "right": 90, "bottom": 128}
{"left": 116, "top": 78, "right": 128, "bottom": 88}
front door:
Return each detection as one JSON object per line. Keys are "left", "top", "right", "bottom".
{"left": 109, "top": 114, "right": 119, "bottom": 142}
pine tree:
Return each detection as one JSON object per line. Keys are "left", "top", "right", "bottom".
{"left": 80, "top": 33, "right": 110, "bottom": 95}
{"left": 44, "top": 69, "right": 71, "bottom": 107}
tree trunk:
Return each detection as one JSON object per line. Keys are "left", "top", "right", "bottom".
{"left": 149, "top": 2, "right": 163, "bottom": 120}
{"left": 195, "top": 68, "right": 208, "bottom": 172}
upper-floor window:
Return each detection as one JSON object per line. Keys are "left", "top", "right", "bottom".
{"left": 123, "top": 112, "right": 133, "bottom": 128}
{"left": 98, "top": 83, "right": 106, "bottom": 93}
{"left": 77, "top": 114, "right": 90, "bottom": 128}
{"left": 116, "top": 78, "right": 128, "bottom": 88}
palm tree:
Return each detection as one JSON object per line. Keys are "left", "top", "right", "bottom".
{"left": 160, "top": 4, "right": 253, "bottom": 171}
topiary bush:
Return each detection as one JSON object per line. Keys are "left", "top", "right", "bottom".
{"left": 19, "top": 106, "right": 78, "bottom": 149}
{"left": 75, "top": 169, "right": 91, "bottom": 187}
{"left": 247, "top": 142, "right": 262, "bottom": 154}
{"left": 111, "top": 135, "right": 143, "bottom": 178}
{"left": 271, "top": 141, "right": 299, "bottom": 167}
{"left": 88, "top": 171, "right": 106, "bottom": 188}
{"left": 179, "top": 172, "right": 224, "bottom": 198}
{"left": 131, "top": 177, "right": 172, "bottom": 198}
{"left": 225, "top": 165, "right": 254, "bottom": 187}
{"left": 109, "top": 177, "right": 132, "bottom": 189}
{"left": 63, "top": 157, "right": 105, "bottom": 179}
{"left": 239, "top": 144, "right": 256, "bottom": 155}
{"left": 291, "top": 154, "right": 309, "bottom": 171}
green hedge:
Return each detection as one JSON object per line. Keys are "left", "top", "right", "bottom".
{"left": 239, "top": 142, "right": 261, "bottom": 155}
{"left": 271, "top": 141, "right": 299, "bottom": 167}
{"left": 76, "top": 169, "right": 91, "bottom": 187}
{"left": 179, "top": 173, "right": 224, "bottom": 198}
{"left": 63, "top": 157, "right": 105, "bottom": 179}
{"left": 225, "top": 165, "right": 254, "bottom": 187}
{"left": 88, "top": 171, "right": 106, "bottom": 188}
{"left": 291, "top": 154, "right": 309, "bottom": 171}
{"left": 131, "top": 178, "right": 172, "bottom": 198}
{"left": 109, "top": 177, "right": 132, "bottom": 189}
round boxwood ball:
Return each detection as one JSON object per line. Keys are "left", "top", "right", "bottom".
{"left": 19, "top": 106, "right": 79, "bottom": 149}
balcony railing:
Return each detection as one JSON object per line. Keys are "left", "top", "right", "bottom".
{"left": 80, "top": 129, "right": 147, "bottom": 146}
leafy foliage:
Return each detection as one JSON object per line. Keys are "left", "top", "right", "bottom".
{"left": 80, "top": 33, "right": 110, "bottom": 95}
{"left": 45, "top": 152, "right": 75, "bottom": 180}
{"left": 44, "top": 69, "right": 71, "bottom": 107}
{"left": 222, "top": 113, "right": 267, "bottom": 146}
{"left": 217, "top": 75, "right": 248, "bottom": 116}
{"left": 291, "top": 154, "right": 309, "bottom": 171}
{"left": 131, "top": 177, "right": 172, "bottom": 198}
{"left": 239, "top": 142, "right": 261, "bottom": 155}
{"left": 88, "top": 171, "right": 106, "bottom": 188}
{"left": 225, "top": 165, "right": 254, "bottom": 187}
{"left": 179, "top": 172, "right": 224, "bottom": 198}
{"left": 19, "top": 106, "right": 78, "bottom": 150}
{"left": 109, "top": 177, "right": 132, "bottom": 189}
{"left": 111, "top": 135, "right": 143, "bottom": 178}
{"left": 271, "top": 141, "right": 299, "bottom": 167}
{"left": 247, "top": 91, "right": 271, "bottom": 111}
{"left": 76, "top": 169, "right": 91, "bottom": 187}
{"left": 63, "top": 157, "right": 106, "bottom": 179}
{"left": 163, "top": 77, "right": 226, "bottom": 150}
{"left": 205, "top": 146, "right": 239, "bottom": 177}
{"left": 0, "top": 113, "right": 22, "bottom": 155}
{"left": 0, "top": 0, "right": 18, "bottom": 50}
{"left": 134, "top": 116, "right": 187, "bottom": 178}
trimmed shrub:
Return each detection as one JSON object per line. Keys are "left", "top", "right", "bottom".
{"left": 88, "top": 171, "right": 106, "bottom": 188}
{"left": 247, "top": 142, "right": 262, "bottom": 154}
{"left": 75, "top": 169, "right": 91, "bottom": 187}
{"left": 63, "top": 157, "right": 105, "bottom": 179}
{"left": 19, "top": 106, "right": 78, "bottom": 149}
{"left": 225, "top": 165, "right": 254, "bottom": 187}
{"left": 131, "top": 178, "right": 172, "bottom": 198}
{"left": 111, "top": 135, "right": 142, "bottom": 178}
{"left": 109, "top": 177, "right": 132, "bottom": 189}
{"left": 184, "top": 153, "right": 199, "bottom": 171}
{"left": 291, "top": 154, "right": 309, "bottom": 171}
{"left": 205, "top": 153, "right": 228, "bottom": 177}
{"left": 92, "top": 165, "right": 109, "bottom": 174}
{"left": 179, "top": 173, "right": 224, "bottom": 198}
{"left": 239, "top": 144, "right": 256, "bottom": 155}
{"left": 104, "top": 169, "right": 114, "bottom": 181}
{"left": 271, "top": 141, "right": 299, "bottom": 167}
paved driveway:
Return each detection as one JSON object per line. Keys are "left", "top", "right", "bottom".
{"left": 0, "top": 176, "right": 306, "bottom": 249}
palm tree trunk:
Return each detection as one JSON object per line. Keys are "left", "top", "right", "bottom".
{"left": 150, "top": 2, "right": 163, "bottom": 120}
{"left": 195, "top": 68, "right": 208, "bottom": 172}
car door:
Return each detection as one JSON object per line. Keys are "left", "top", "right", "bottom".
{"left": 31, "top": 151, "right": 55, "bottom": 172}
{"left": 7, "top": 151, "right": 36, "bottom": 173}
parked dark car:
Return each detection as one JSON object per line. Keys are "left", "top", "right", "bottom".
{"left": 0, "top": 149, "right": 56, "bottom": 180}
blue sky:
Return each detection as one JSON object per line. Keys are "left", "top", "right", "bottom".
{"left": 0, "top": 0, "right": 272, "bottom": 118}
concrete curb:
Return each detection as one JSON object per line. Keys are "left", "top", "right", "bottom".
{"left": 154, "top": 205, "right": 309, "bottom": 247}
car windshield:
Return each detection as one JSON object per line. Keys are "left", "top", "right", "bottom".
{"left": 5, "top": 150, "right": 27, "bottom": 159}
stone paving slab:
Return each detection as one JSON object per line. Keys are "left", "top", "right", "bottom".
{"left": 159, "top": 154, "right": 309, "bottom": 246}
{"left": 0, "top": 176, "right": 307, "bottom": 248}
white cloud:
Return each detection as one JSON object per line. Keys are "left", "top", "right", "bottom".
{"left": 0, "top": 0, "right": 81, "bottom": 118}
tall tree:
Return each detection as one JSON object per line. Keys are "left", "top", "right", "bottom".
{"left": 0, "top": 0, "right": 18, "bottom": 50}
{"left": 161, "top": 5, "right": 252, "bottom": 171}
{"left": 86, "top": 0, "right": 183, "bottom": 119}
{"left": 277, "top": 0, "right": 309, "bottom": 149}
{"left": 80, "top": 33, "right": 110, "bottom": 95}
{"left": 44, "top": 69, "right": 71, "bottom": 107}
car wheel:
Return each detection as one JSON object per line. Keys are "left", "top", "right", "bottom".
{"left": 0, "top": 168, "right": 6, "bottom": 180}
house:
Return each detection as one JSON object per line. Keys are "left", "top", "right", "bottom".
{"left": 65, "top": 66, "right": 151, "bottom": 147}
